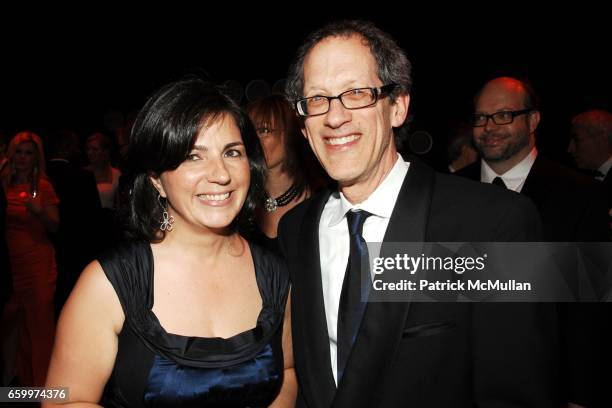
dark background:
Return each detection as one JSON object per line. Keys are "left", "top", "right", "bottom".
{"left": 1, "top": 8, "right": 609, "bottom": 168}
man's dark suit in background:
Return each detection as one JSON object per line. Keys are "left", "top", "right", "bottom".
{"left": 457, "top": 156, "right": 609, "bottom": 241}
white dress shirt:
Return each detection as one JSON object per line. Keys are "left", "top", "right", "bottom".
{"left": 319, "top": 154, "right": 409, "bottom": 385}
{"left": 480, "top": 147, "right": 538, "bottom": 192}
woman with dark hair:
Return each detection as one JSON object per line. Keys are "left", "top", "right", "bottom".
{"left": 1, "top": 131, "right": 59, "bottom": 386}
{"left": 246, "top": 95, "right": 328, "bottom": 252}
{"left": 45, "top": 79, "right": 296, "bottom": 407}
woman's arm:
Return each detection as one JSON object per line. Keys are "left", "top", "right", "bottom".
{"left": 43, "top": 261, "right": 124, "bottom": 407}
{"left": 270, "top": 291, "right": 297, "bottom": 408}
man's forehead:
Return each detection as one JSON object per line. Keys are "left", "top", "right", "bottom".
{"left": 477, "top": 84, "right": 525, "bottom": 108}
{"left": 303, "top": 35, "right": 378, "bottom": 91}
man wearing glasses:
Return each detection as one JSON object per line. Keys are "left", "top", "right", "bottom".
{"left": 457, "top": 77, "right": 610, "bottom": 407}
{"left": 279, "top": 20, "right": 560, "bottom": 407}
{"left": 458, "top": 76, "right": 608, "bottom": 241}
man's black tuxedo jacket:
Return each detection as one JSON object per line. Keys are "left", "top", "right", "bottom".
{"left": 278, "top": 158, "right": 560, "bottom": 408}
{"left": 456, "top": 156, "right": 609, "bottom": 241}
{"left": 457, "top": 156, "right": 611, "bottom": 406}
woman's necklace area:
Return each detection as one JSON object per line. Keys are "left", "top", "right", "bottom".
{"left": 264, "top": 183, "right": 301, "bottom": 212}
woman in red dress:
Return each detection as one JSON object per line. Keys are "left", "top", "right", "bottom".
{"left": 1, "top": 131, "right": 59, "bottom": 386}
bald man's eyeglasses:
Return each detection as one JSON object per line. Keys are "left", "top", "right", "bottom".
{"left": 472, "top": 109, "right": 533, "bottom": 127}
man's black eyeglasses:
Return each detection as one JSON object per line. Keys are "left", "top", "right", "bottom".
{"left": 295, "top": 84, "right": 397, "bottom": 117}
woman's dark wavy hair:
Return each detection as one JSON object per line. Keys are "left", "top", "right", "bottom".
{"left": 118, "top": 78, "right": 266, "bottom": 242}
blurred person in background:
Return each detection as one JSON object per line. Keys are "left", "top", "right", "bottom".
{"left": 246, "top": 94, "right": 328, "bottom": 252}
{"left": 1, "top": 131, "right": 59, "bottom": 386}
{"left": 85, "top": 132, "right": 121, "bottom": 251}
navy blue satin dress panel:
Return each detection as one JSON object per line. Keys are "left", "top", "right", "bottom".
{"left": 98, "top": 240, "right": 289, "bottom": 407}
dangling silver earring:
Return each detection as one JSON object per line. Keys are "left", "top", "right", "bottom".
{"left": 158, "top": 194, "right": 174, "bottom": 232}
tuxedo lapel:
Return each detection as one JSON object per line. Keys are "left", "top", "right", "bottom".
{"left": 520, "top": 156, "right": 546, "bottom": 204}
{"left": 381, "top": 157, "right": 433, "bottom": 244}
{"left": 294, "top": 189, "right": 336, "bottom": 408}
{"left": 332, "top": 158, "right": 435, "bottom": 408}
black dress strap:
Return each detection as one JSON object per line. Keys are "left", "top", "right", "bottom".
{"left": 98, "top": 240, "right": 152, "bottom": 318}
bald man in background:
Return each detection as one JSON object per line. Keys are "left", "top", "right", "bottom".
{"left": 457, "top": 76, "right": 610, "bottom": 407}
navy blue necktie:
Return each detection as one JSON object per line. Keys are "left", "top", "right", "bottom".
{"left": 337, "top": 210, "right": 372, "bottom": 381}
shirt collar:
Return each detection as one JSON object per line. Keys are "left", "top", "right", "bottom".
{"left": 480, "top": 147, "right": 538, "bottom": 191}
{"left": 597, "top": 155, "right": 612, "bottom": 179}
{"left": 328, "top": 153, "right": 409, "bottom": 227}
